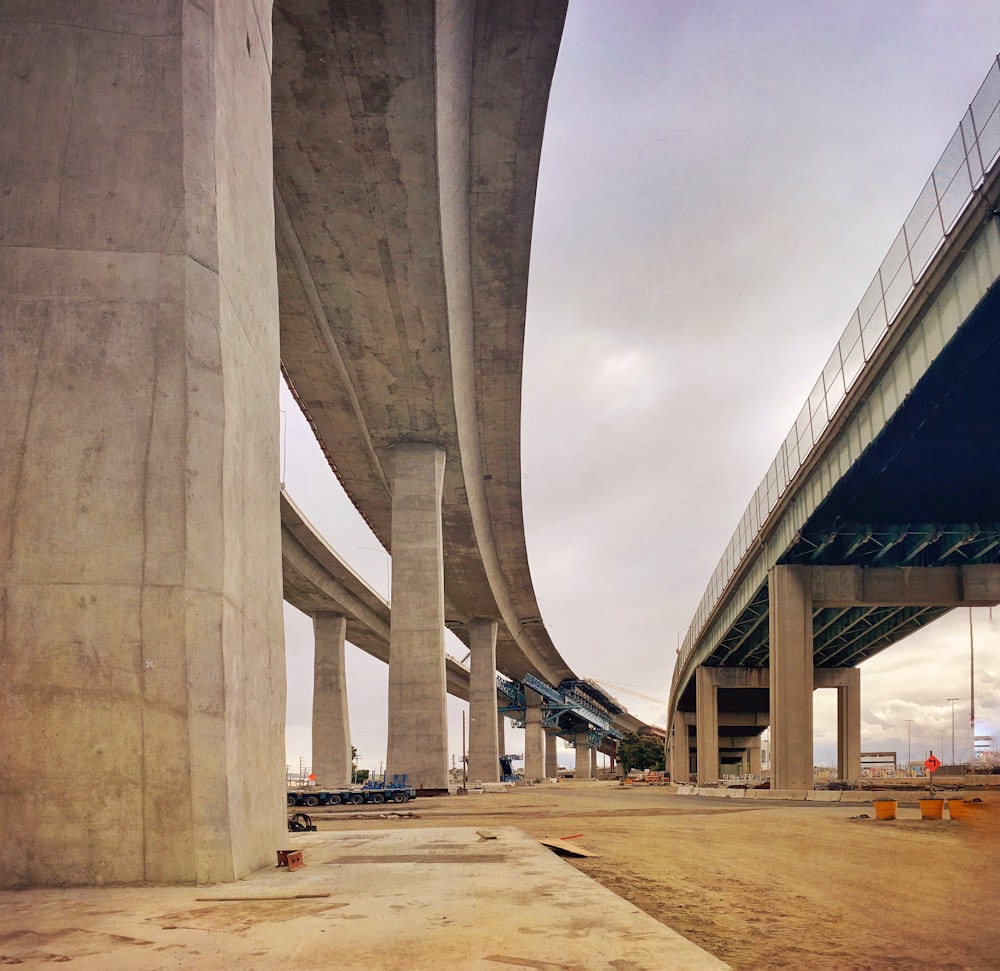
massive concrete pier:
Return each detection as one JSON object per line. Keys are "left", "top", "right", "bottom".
{"left": 1, "top": 3, "right": 286, "bottom": 885}
{"left": 2, "top": 1, "right": 621, "bottom": 888}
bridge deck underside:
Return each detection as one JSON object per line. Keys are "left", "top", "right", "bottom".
{"left": 683, "top": 272, "right": 1000, "bottom": 702}
{"left": 271, "top": 0, "right": 577, "bottom": 688}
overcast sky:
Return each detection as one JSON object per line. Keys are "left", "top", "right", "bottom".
{"left": 282, "top": 2, "right": 1000, "bottom": 776}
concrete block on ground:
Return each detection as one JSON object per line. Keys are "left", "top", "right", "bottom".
{"left": 806, "top": 791, "right": 842, "bottom": 802}
{"left": 839, "top": 792, "right": 875, "bottom": 803}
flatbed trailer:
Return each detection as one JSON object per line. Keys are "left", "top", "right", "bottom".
{"left": 287, "top": 784, "right": 416, "bottom": 807}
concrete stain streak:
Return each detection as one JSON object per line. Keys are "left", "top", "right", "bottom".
{"left": 4, "top": 304, "right": 50, "bottom": 566}
{"left": 53, "top": 28, "right": 82, "bottom": 249}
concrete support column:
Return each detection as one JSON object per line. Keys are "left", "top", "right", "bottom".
{"left": 467, "top": 618, "right": 500, "bottom": 783}
{"left": 0, "top": 4, "right": 284, "bottom": 888}
{"left": 312, "top": 613, "right": 351, "bottom": 786}
{"left": 523, "top": 688, "right": 545, "bottom": 782}
{"left": 749, "top": 736, "right": 763, "bottom": 776}
{"left": 386, "top": 443, "right": 448, "bottom": 792}
{"left": 575, "top": 733, "right": 593, "bottom": 779}
{"left": 497, "top": 712, "right": 507, "bottom": 756}
{"left": 545, "top": 730, "right": 560, "bottom": 779}
{"left": 769, "top": 566, "right": 815, "bottom": 790}
{"left": 591, "top": 744, "right": 599, "bottom": 777}
{"left": 670, "top": 711, "right": 691, "bottom": 783}
{"left": 836, "top": 668, "right": 862, "bottom": 783}
{"left": 695, "top": 668, "right": 720, "bottom": 785}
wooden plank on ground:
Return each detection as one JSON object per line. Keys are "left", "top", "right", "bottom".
{"left": 537, "top": 838, "right": 598, "bottom": 858}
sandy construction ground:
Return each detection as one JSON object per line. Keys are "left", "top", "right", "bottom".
{"left": 312, "top": 782, "right": 1000, "bottom": 971}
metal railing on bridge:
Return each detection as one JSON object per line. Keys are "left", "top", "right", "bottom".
{"left": 677, "top": 55, "right": 1000, "bottom": 679}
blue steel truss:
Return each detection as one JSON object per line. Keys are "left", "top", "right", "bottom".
{"left": 493, "top": 673, "right": 621, "bottom": 742}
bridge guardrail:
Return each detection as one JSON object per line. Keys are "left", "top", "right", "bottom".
{"left": 676, "top": 55, "right": 1000, "bottom": 687}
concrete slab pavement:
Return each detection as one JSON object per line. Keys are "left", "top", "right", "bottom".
{"left": 0, "top": 826, "right": 729, "bottom": 970}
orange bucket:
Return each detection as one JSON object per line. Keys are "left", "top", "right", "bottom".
{"left": 873, "top": 800, "right": 897, "bottom": 820}
{"left": 919, "top": 798, "right": 944, "bottom": 820}
{"left": 950, "top": 799, "right": 989, "bottom": 821}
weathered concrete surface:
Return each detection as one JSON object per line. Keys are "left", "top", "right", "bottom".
{"left": 0, "top": 2, "right": 285, "bottom": 886}
{"left": 0, "top": 827, "right": 730, "bottom": 969}
{"left": 467, "top": 617, "right": 500, "bottom": 783}
{"left": 270, "top": 0, "right": 580, "bottom": 687}
{"left": 312, "top": 613, "right": 351, "bottom": 786}
{"left": 386, "top": 443, "right": 448, "bottom": 792}
{"left": 281, "top": 489, "right": 475, "bottom": 701}
{"left": 281, "top": 487, "right": 648, "bottom": 740}
{"left": 523, "top": 687, "right": 545, "bottom": 781}
{"left": 769, "top": 566, "right": 815, "bottom": 791}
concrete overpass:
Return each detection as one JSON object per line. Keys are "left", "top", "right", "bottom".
{"left": 1, "top": 2, "right": 610, "bottom": 887}
{"left": 669, "top": 56, "right": 1000, "bottom": 791}
{"left": 281, "top": 488, "right": 647, "bottom": 784}
{"left": 269, "top": 1, "right": 603, "bottom": 793}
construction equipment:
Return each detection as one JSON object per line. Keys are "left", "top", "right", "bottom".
{"left": 287, "top": 774, "right": 416, "bottom": 808}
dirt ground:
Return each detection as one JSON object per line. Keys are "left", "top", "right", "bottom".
{"left": 312, "top": 782, "right": 1000, "bottom": 971}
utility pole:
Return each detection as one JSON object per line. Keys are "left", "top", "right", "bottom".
{"left": 969, "top": 608, "right": 976, "bottom": 774}
{"left": 905, "top": 719, "right": 913, "bottom": 776}
{"left": 461, "top": 710, "right": 468, "bottom": 793}
{"left": 947, "top": 698, "right": 959, "bottom": 765}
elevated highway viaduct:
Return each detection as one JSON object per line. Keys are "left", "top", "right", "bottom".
{"left": 281, "top": 489, "right": 647, "bottom": 786}
{"left": 1, "top": 2, "right": 640, "bottom": 887}
{"left": 668, "top": 60, "right": 1000, "bottom": 790}
{"left": 271, "top": 2, "right": 640, "bottom": 793}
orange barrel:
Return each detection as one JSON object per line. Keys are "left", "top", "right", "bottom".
{"left": 873, "top": 800, "right": 897, "bottom": 820}
{"left": 919, "top": 798, "right": 944, "bottom": 820}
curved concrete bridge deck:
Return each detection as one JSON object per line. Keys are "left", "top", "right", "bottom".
{"left": 272, "top": 0, "right": 573, "bottom": 687}
{"left": 281, "top": 488, "right": 649, "bottom": 743}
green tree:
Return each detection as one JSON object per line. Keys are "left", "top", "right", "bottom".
{"left": 351, "top": 747, "right": 370, "bottom": 783}
{"left": 617, "top": 732, "right": 665, "bottom": 774}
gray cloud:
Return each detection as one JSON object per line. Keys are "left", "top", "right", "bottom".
{"left": 283, "top": 2, "right": 1000, "bottom": 773}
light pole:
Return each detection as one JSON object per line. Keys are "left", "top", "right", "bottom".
{"left": 947, "top": 698, "right": 959, "bottom": 765}
{"left": 905, "top": 719, "right": 913, "bottom": 776}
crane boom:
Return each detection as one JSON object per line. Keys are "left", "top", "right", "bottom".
{"left": 593, "top": 680, "right": 666, "bottom": 707}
